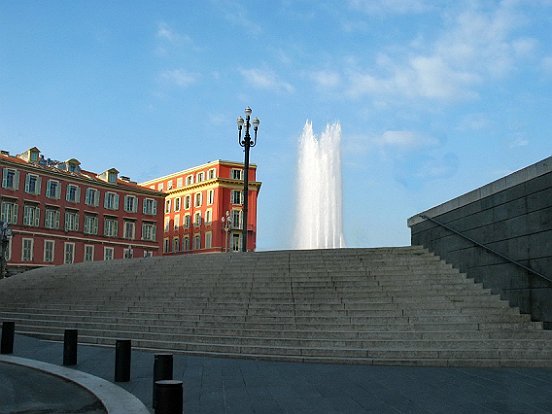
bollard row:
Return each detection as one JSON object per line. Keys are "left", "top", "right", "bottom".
{"left": 1, "top": 322, "right": 183, "bottom": 413}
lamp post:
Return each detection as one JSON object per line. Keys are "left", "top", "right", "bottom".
{"left": 221, "top": 211, "right": 231, "bottom": 253}
{"left": 0, "top": 221, "right": 12, "bottom": 279}
{"left": 236, "top": 106, "right": 260, "bottom": 253}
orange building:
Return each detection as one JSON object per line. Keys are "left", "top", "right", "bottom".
{"left": 141, "top": 160, "right": 261, "bottom": 254}
{"left": 0, "top": 147, "right": 164, "bottom": 271}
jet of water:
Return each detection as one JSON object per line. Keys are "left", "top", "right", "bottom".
{"left": 294, "top": 121, "right": 346, "bottom": 249}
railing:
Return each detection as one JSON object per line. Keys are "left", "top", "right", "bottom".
{"left": 418, "top": 214, "right": 552, "bottom": 284}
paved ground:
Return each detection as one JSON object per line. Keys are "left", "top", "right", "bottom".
{"left": 2, "top": 333, "right": 552, "bottom": 413}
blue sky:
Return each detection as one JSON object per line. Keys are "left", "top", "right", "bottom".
{"left": 1, "top": 1, "right": 552, "bottom": 251}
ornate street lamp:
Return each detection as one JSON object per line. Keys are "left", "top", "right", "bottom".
{"left": 236, "top": 106, "right": 260, "bottom": 252}
{"left": 221, "top": 210, "right": 232, "bottom": 253}
{"left": 0, "top": 221, "right": 12, "bottom": 279}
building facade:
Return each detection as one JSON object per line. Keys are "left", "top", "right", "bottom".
{"left": 141, "top": 160, "right": 261, "bottom": 254}
{"left": 0, "top": 147, "right": 164, "bottom": 270}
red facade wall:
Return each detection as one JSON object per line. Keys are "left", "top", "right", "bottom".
{"left": 1, "top": 149, "right": 164, "bottom": 270}
{"left": 142, "top": 160, "right": 261, "bottom": 254}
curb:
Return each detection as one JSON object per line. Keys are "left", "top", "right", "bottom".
{"left": 0, "top": 355, "right": 150, "bottom": 414}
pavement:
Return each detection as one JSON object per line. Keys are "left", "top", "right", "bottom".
{"left": 2, "top": 333, "right": 552, "bottom": 414}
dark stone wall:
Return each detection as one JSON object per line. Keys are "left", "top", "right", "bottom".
{"left": 410, "top": 171, "right": 552, "bottom": 327}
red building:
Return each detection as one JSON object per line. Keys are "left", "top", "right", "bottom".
{"left": 141, "top": 160, "right": 261, "bottom": 254}
{"left": 0, "top": 147, "right": 164, "bottom": 271}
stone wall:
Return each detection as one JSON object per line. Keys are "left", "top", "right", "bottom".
{"left": 408, "top": 156, "right": 552, "bottom": 327}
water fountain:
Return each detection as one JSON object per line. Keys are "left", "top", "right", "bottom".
{"left": 294, "top": 121, "right": 346, "bottom": 249}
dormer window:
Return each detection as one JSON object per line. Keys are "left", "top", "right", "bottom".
{"left": 64, "top": 158, "right": 81, "bottom": 174}
{"left": 16, "top": 147, "right": 41, "bottom": 163}
{"left": 98, "top": 168, "right": 119, "bottom": 184}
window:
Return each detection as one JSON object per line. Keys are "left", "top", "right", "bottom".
{"left": 174, "top": 215, "right": 180, "bottom": 230}
{"left": 46, "top": 180, "right": 61, "bottom": 199}
{"left": 208, "top": 168, "right": 216, "bottom": 180}
{"left": 205, "top": 232, "right": 212, "bottom": 249}
{"left": 108, "top": 171, "right": 117, "bottom": 183}
{"left": 22, "top": 238, "right": 34, "bottom": 262}
{"left": 167, "top": 180, "right": 173, "bottom": 190}
{"left": 124, "top": 247, "right": 133, "bottom": 259}
{"left": 196, "top": 172, "right": 205, "bottom": 182}
{"left": 205, "top": 209, "right": 212, "bottom": 225}
{"left": 184, "top": 214, "right": 191, "bottom": 228}
{"left": 174, "top": 197, "right": 181, "bottom": 212}
{"left": 66, "top": 184, "right": 80, "bottom": 203}
{"left": 163, "top": 238, "right": 169, "bottom": 253}
{"left": 142, "top": 222, "right": 156, "bottom": 241}
{"left": 165, "top": 199, "right": 171, "bottom": 213}
{"left": 64, "top": 243, "right": 75, "bottom": 264}
{"left": 1, "top": 201, "right": 18, "bottom": 224}
{"left": 144, "top": 250, "right": 153, "bottom": 258}
{"left": 124, "top": 195, "right": 138, "bottom": 213}
{"left": 232, "top": 210, "right": 242, "bottom": 229}
{"left": 231, "top": 169, "right": 243, "bottom": 180}
{"left": 164, "top": 217, "right": 170, "bottom": 232}
{"left": 84, "top": 214, "right": 98, "bottom": 235}
{"left": 231, "top": 190, "right": 243, "bottom": 205}
{"left": 143, "top": 198, "right": 157, "bottom": 215}
{"left": 183, "top": 236, "right": 190, "bottom": 251}
{"left": 195, "top": 192, "right": 202, "bottom": 207}
{"left": 84, "top": 245, "right": 94, "bottom": 262}
{"left": 173, "top": 237, "right": 179, "bottom": 252}
{"left": 184, "top": 195, "right": 191, "bottom": 210}
{"left": 207, "top": 190, "right": 214, "bottom": 205}
{"left": 124, "top": 221, "right": 135, "bottom": 239}
{"left": 45, "top": 208, "right": 60, "bottom": 229}
{"left": 1, "top": 168, "right": 19, "bottom": 190}
{"left": 64, "top": 210, "right": 79, "bottom": 232}
{"left": 24, "top": 174, "right": 41, "bottom": 195}
{"left": 104, "top": 247, "right": 114, "bottom": 260}
{"left": 157, "top": 183, "right": 164, "bottom": 191}
{"left": 194, "top": 212, "right": 201, "bottom": 227}
{"left": 186, "top": 175, "right": 193, "bottom": 186}
{"left": 85, "top": 188, "right": 99, "bottom": 206}
{"left": 44, "top": 240, "right": 55, "bottom": 263}
{"left": 23, "top": 204, "right": 40, "bottom": 227}
{"left": 176, "top": 177, "right": 183, "bottom": 188}
{"left": 104, "top": 217, "right": 118, "bottom": 237}
{"left": 193, "top": 234, "right": 201, "bottom": 250}
{"left": 104, "top": 192, "right": 119, "bottom": 210}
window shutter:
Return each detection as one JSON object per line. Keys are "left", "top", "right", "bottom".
{"left": 152, "top": 201, "right": 157, "bottom": 215}
{"left": 36, "top": 177, "right": 42, "bottom": 195}
{"left": 56, "top": 182, "right": 61, "bottom": 199}
{"left": 34, "top": 207, "right": 40, "bottom": 226}
{"left": 24, "top": 174, "right": 30, "bottom": 192}
{"left": 76, "top": 187, "right": 81, "bottom": 203}
{"left": 14, "top": 171, "right": 19, "bottom": 190}
{"left": 115, "top": 194, "right": 120, "bottom": 210}
{"left": 1, "top": 168, "right": 7, "bottom": 188}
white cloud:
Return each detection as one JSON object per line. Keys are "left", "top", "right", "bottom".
{"left": 345, "top": 2, "right": 536, "bottom": 102}
{"left": 348, "top": 0, "right": 430, "bottom": 15}
{"left": 240, "top": 68, "right": 294, "bottom": 93}
{"left": 310, "top": 70, "right": 341, "bottom": 89}
{"left": 378, "top": 130, "right": 439, "bottom": 150}
{"left": 509, "top": 136, "right": 529, "bottom": 148}
{"left": 159, "top": 69, "right": 199, "bottom": 87}
{"left": 542, "top": 56, "right": 552, "bottom": 73}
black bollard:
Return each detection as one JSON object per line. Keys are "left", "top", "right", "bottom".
{"left": 155, "top": 380, "right": 183, "bottom": 414}
{"left": 1, "top": 321, "right": 15, "bottom": 354}
{"left": 63, "top": 329, "right": 78, "bottom": 366}
{"left": 114, "top": 339, "right": 131, "bottom": 382}
{"left": 153, "top": 354, "right": 174, "bottom": 408}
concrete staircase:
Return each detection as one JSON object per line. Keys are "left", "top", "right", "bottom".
{"left": 1, "top": 246, "right": 551, "bottom": 367}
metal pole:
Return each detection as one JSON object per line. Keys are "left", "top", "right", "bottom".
{"left": 114, "top": 339, "right": 131, "bottom": 382}
{"left": 1, "top": 321, "right": 15, "bottom": 354}
{"left": 63, "top": 329, "right": 78, "bottom": 366}
{"left": 242, "top": 137, "right": 250, "bottom": 252}
{"left": 155, "top": 380, "right": 183, "bottom": 414}
{"left": 153, "top": 354, "right": 173, "bottom": 409}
